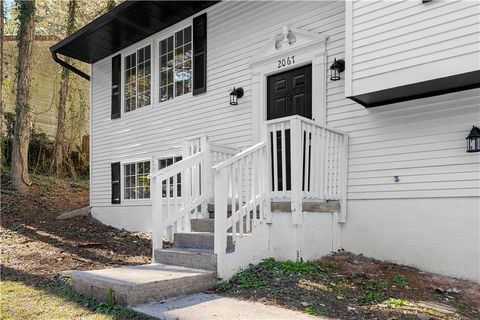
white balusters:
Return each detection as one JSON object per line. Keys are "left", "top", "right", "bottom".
{"left": 264, "top": 115, "right": 349, "bottom": 221}
{"left": 213, "top": 142, "right": 269, "bottom": 255}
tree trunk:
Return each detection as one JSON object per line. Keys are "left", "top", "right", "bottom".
{"left": 53, "top": 0, "right": 77, "bottom": 177}
{"left": 0, "top": 0, "right": 4, "bottom": 167}
{"left": 11, "top": 0, "right": 35, "bottom": 193}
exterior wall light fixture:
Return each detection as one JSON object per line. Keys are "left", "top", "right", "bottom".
{"left": 330, "top": 58, "right": 345, "bottom": 81}
{"left": 466, "top": 125, "right": 480, "bottom": 153}
{"left": 230, "top": 87, "right": 244, "bottom": 105}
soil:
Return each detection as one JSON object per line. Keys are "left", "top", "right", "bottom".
{"left": 217, "top": 254, "right": 480, "bottom": 320}
{"left": 2, "top": 173, "right": 479, "bottom": 320}
{"left": 1, "top": 173, "right": 152, "bottom": 286}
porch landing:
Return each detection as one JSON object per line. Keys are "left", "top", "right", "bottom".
{"left": 71, "top": 264, "right": 216, "bottom": 306}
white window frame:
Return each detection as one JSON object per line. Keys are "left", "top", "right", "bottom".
{"left": 121, "top": 41, "right": 154, "bottom": 116}
{"left": 158, "top": 155, "right": 183, "bottom": 198}
{"left": 121, "top": 159, "right": 152, "bottom": 202}
{"left": 154, "top": 21, "right": 193, "bottom": 105}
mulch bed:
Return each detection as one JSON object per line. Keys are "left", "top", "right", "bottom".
{"left": 217, "top": 253, "right": 480, "bottom": 320}
{"left": 1, "top": 174, "right": 152, "bottom": 286}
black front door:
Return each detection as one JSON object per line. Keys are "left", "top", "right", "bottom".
{"left": 266, "top": 65, "right": 312, "bottom": 191}
{"left": 267, "top": 64, "right": 312, "bottom": 120}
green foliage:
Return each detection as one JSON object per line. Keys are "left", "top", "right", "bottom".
{"left": 261, "top": 257, "right": 317, "bottom": 276}
{"left": 386, "top": 298, "right": 407, "bottom": 307}
{"left": 392, "top": 275, "right": 408, "bottom": 288}
{"left": 304, "top": 305, "right": 327, "bottom": 316}
{"left": 359, "top": 279, "right": 388, "bottom": 303}
{"left": 8, "top": 224, "right": 23, "bottom": 233}
{"left": 216, "top": 281, "right": 231, "bottom": 291}
{"left": 15, "top": 0, "right": 35, "bottom": 45}
{"left": 230, "top": 266, "right": 268, "bottom": 289}
{"left": 360, "top": 291, "right": 384, "bottom": 303}
{"left": 223, "top": 258, "right": 318, "bottom": 291}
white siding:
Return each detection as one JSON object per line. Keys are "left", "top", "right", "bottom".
{"left": 329, "top": 87, "right": 480, "bottom": 200}
{"left": 345, "top": 0, "right": 480, "bottom": 95}
{"left": 90, "top": 0, "right": 346, "bottom": 207}
{"left": 91, "top": 0, "right": 480, "bottom": 207}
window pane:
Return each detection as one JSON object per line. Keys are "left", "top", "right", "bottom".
{"left": 184, "top": 43, "right": 191, "bottom": 62}
{"left": 160, "top": 39, "right": 167, "bottom": 55}
{"left": 160, "top": 86, "right": 167, "bottom": 102}
{"left": 184, "top": 26, "right": 191, "bottom": 44}
{"left": 175, "top": 30, "right": 183, "bottom": 47}
{"left": 167, "top": 36, "right": 173, "bottom": 52}
{"left": 175, "top": 47, "right": 183, "bottom": 65}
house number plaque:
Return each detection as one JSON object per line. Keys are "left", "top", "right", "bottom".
{"left": 277, "top": 55, "right": 295, "bottom": 69}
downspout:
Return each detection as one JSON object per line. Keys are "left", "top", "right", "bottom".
{"left": 51, "top": 51, "right": 90, "bottom": 81}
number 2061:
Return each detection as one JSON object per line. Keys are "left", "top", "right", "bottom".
{"left": 278, "top": 56, "right": 295, "bottom": 68}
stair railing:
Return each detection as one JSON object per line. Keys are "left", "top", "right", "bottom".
{"left": 213, "top": 141, "right": 271, "bottom": 257}
{"left": 265, "top": 115, "right": 349, "bottom": 223}
{"left": 150, "top": 135, "right": 238, "bottom": 253}
{"left": 150, "top": 150, "right": 207, "bottom": 252}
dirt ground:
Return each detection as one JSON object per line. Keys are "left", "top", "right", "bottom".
{"left": 1, "top": 174, "right": 152, "bottom": 287}
{"left": 217, "top": 254, "right": 480, "bottom": 320}
{"left": 2, "top": 173, "right": 479, "bottom": 320}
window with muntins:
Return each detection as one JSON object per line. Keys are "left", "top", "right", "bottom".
{"left": 124, "top": 45, "right": 151, "bottom": 112}
{"left": 159, "top": 156, "right": 182, "bottom": 197}
{"left": 124, "top": 161, "right": 150, "bottom": 199}
{"left": 159, "top": 26, "right": 192, "bottom": 102}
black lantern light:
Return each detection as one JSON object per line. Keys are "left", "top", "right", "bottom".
{"left": 330, "top": 58, "right": 345, "bottom": 81}
{"left": 229, "top": 87, "right": 244, "bottom": 106}
{"left": 466, "top": 125, "right": 480, "bottom": 153}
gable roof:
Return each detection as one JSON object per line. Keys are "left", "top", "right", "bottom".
{"left": 50, "top": 1, "right": 219, "bottom": 64}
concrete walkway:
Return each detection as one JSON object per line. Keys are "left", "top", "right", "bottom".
{"left": 132, "top": 293, "right": 328, "bottom": 319}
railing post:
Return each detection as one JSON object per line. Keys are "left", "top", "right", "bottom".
{"left": 263, "top": 122, "right": 272, "bottom": 222}
{"left": 290, "top": 117, "right": 303, "bottom": 224}
{"left": 339, "top": 134, "right": 349, "bottom": 223}
{"left": 201, "top": 136, "right": 210, "bottom": 218}
{"left": 214, "top": 168, "right": 228, "bottom": 275}
{"left": 151, "top": 176, "right": 163, "bottom": 259}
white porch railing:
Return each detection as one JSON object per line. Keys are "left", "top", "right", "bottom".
{"left": 150, "top": 135, "right": 237, "bottom": 252}
{"left": 265, "top": 115, "right": 348, "bottom": 223}
{"left": 150, "top": 116, "right": 348, "bottom": 264}
{"left": 213, "top": 141, "right": 271, "bottom": 256}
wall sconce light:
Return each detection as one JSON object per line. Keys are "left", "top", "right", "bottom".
{"left": 466, "top": 125, "right": 480, "bottom": 153}
{"left": 230, "top": 87, "right": 244, "bottom": 105}
{"left": 330, "top": 58, "right": 345, "bottom": 81}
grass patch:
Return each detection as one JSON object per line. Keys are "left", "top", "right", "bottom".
{"left": 392, "top": 275, "right": 408, "bottom": 288}
{"left": 0, "top": 280, "right": 152, "bottom": 320}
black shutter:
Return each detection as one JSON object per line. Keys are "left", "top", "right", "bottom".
{"left": 111, "top": 54, "right": 121, "bottom": 119}
{"left": 193, "top": 13, "right": 207, "bottom": 95}
{"left": 111, "top": 162, "right": 121, "bottom": 204}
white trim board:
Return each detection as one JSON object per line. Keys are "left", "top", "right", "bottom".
{"left": 250, "top": 26, "right": 329, "bottom": 142}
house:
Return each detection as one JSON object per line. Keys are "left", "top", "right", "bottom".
{"left": 51, "top": 0, "right": 480, "bottom": 284}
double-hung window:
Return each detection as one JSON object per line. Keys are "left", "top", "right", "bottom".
{"left": 124, "top": 161, "right": 150, "bottom": 200}
{"left": 124, "top": 45, "right": 151, "bottom": 112}
{"left": 159, "top": 26, "right": 192, "bottom": 102}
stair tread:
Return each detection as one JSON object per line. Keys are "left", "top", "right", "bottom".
{"left": 72, "top": 264, "right": 216, "bottom": 306}
{"left": 156, "top": 247, "right": 215, "bottom": 255}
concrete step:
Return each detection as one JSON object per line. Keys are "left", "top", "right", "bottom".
{"left": 154, "top": 248, "right": 216, "bottom": 271}
{"left": 71, "top": 264, "right": 216, "bottom": 306}
{"left": 174, "top": 232, "right": 234, "bottom": 252}
{"left": 191, "top": 218, "right": 214, "bottom": 233}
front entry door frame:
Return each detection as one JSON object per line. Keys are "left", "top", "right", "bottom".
{"left": 250, "top": 27, "right": 328, "bottom": 142}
